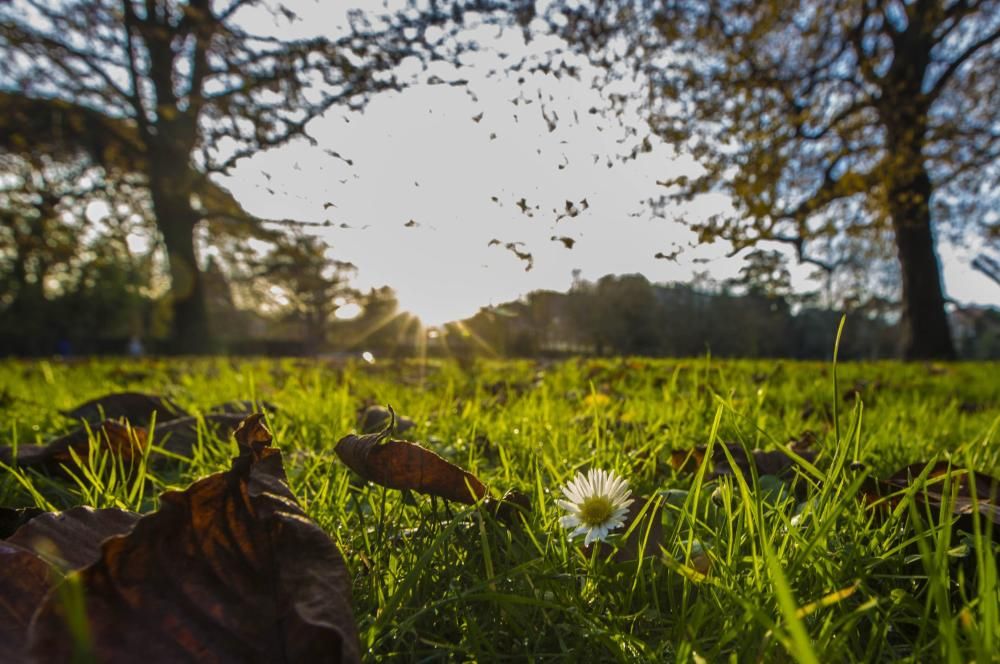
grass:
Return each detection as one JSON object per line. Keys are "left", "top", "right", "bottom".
{"left": 1, "top": 355, "right": 998, "bottom": 662}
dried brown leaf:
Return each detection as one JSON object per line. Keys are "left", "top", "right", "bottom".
{"left": 863, "top": 462, "right": 1000, "bottom": 536}
{"left": 61, "top": 392, "right": 188, "bottom": 426}
{"left": 151, "top": 413, "right": 250, "bottom": 457}
{"left": 0, "top": 507, "right": 141, "bottom": 662}
{"left": 357, "top": 405, "right": 415, "bottom": 434}
{"left": 6, "top": 506, "right": 140, "bottom": 570}
{"left": 0, "top": 414, "right": 246, "bottom": 476}
{"left": 671, "top": 441, "right": 817, "bottom": 480}
{"left": 0, "top": 507, "right": 44, "bottom": 539}
{"left": 28, "top": 414, "right": 360, "bottom": 663}
{"left": 0, "top": 420, "right": 147, "bottom": 476}
{"left": 485, "top": 489, "right": 532, "bottom": 526}
{"left": 335, "top": 432, "right": 487, "bottom": 504}
{"left": 0, "top": 541, "right": 53, "bottom": 663}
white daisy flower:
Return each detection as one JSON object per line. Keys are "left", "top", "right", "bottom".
{"left": 556, "top": 469, "right": 634, "bottom": 546}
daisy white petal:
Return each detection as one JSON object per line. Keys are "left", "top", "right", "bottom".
{"left": 560, "top": 514, "right": 581, "bottom": 528}
{"left": 609, "top": 507, "right": 630, "bottom": 523}
{"left": 555, "top": 468, "right": 633, "bottom": 544}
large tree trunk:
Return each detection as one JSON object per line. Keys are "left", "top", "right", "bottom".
{"left": 885, "top": 146, "right": 956, "bottom": 360}
{"left": 878, "top": 27, "right": 957, "bottom": 360}
{"left": 149, "top": 173, "right": 211, "bottom": 355}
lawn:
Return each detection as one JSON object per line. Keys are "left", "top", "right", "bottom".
{"left": 2, "top": 355, "right": 998, "bottom": 662}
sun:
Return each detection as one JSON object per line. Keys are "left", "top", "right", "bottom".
{"left": 394, "top": 288, "right": 484, "bottom": 328}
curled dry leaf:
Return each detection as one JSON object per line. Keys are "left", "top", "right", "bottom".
{"left": 0, "top": 420, "right": 147, "bottom": 476}
{"left": 0, "top": 541, "right": 53, "bottom": 663}
{"left": 0, "top": 506, "right": 140, "bottom": 662}
{"left": 60, "top": 392, "right": 188, "bottom": 427}
{"left": 335, "top": 431, "right": 487, "bottom": 505}
{"left": 28, "top": 414, "right": 361, "bottom": 663}
{"left": 6, "top": 506, "right": 140, "bottom": 570}
{"left": 879, "top": 462, "right": 1000, "bottom": 501}
{"left": 0, "top": 507, "right": 44, "bottom": 539}
{"left": 0, "top": 415, "right": 246, "bottom": 476}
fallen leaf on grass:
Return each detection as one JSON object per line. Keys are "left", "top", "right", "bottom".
{"left": 6, "top": 506, "right": 140, "bottom": 570}
{"left": 61, "top": 392, "right": 188, "bottom": 426}
{"left": 336, "top": 430, "right": 487, "bottom": 504}
{"left": 862, "top": 462, "right": 1000, "bottom": 536}
{"left": 686, "top": 539, "right": 712, "bottom": 576}
{"left": 150, "top": 413, "right": 251, "bottom": 457}
{"left": 484, "top": 489, "right": 531, "bottom": 525}
{"left": 670, "top": 439, "right": 817, "bottom": 481}
{"left": 27, "top": 414, "right": 361, "bottom": 663}
{"left": 0, "top": 420, "right": 147, "bottom": 476}
{"left": 0, "top": 541, "right": 54, "bottom": 663}
{"left": 0, "top": 507, "right": 44, "bottom": 538}
{"left": 1, "top": 415, "right": 248, "bottom": 475}
{"left": 0, "top": 506, "right": 140, "bottom": 662}
{"left": 878, "top": 462, "right": 1000, "bottom": 500}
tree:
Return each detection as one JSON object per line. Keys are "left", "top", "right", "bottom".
{"left": 725, "top": 249, "right": 795, "bottom": 299}
{"left": 535, "top": 0, "right": 1000, "bottom": 359}
{"left": 972, "top": 254, "right": 1000, "bottom": 288}
{"left": 0, "top": 151, "right": 156, "bottom": 354}
{"left": 248, "top": 234, "right": 357, "bottom": 354}
{"left": 0, "top": 0, "right": 471, "bottom": 352}
{"left": 337, "top": 286, "right": 417, "bottom": 357}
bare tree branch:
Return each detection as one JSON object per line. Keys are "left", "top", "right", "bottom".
{"left": 927, "top": 22, "right": 1000, "bottom": 100}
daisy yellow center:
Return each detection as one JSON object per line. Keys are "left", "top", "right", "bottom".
{"left": 578, "top": 495, "right": 614, "bottom": 526}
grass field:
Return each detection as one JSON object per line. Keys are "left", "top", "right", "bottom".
{"left": 2, "top": 355, "right": 999, "bottom": 662}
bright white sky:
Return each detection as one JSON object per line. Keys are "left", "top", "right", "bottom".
{"left": 219, "top": 2, "right": 999, "bottom": 326}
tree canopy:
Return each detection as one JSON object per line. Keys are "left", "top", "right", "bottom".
{"left": 0, "top": 0, "right": 483, "bottom": 352}
{"left": 2, "top": 1, "right": 997, "bottom": 359}
{"left": 525, "top": 0, "right": 1000, "bottom": 359}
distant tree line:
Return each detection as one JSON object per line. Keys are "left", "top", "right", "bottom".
{"left": 2, "top": 232, "right": 998, "bottom": 359}
{"left": 446, "top": 275, "right": 1000, "bottom": 361}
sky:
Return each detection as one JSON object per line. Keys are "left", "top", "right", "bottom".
{"left": 219, "top": 2, "right": 1000, "bottom": 327}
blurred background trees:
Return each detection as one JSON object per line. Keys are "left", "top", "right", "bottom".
{"left": 0, "top": 0, "right": 466, "bottom": 352}
{"left": 0, "top": 150, "right": 160, "bottom": 354}
{"left": 531, "top": 0, "right": 1000, "bottom": 359}
{"left": 245, "top": 234, "right": 359, "bottom": 354}
{"left": 1, "top": 0, "right": 997, "bottom": 359}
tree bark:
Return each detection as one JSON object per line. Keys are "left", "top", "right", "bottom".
{"left": 149, "top": 164, "right": 211, "bottom": 355}
{"left": 879, "top": 27, "right": 957, "bottom": 361}
{"left": 884, "top": 145, "right": 956, "bottom": 360}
